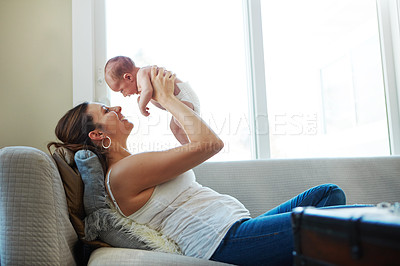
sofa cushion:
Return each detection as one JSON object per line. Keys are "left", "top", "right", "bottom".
{"left": 88, "top": 247, "right": 230, "bottom": 265}
{"left": 52, "top": 147, "right": 109, "bottom": 248}
{"left": 52, "top": 147, "right": 85, "bottom": 238}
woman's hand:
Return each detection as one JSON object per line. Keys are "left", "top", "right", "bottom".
{"left": 151, "top": 66, "right": 176, "bottom": 104}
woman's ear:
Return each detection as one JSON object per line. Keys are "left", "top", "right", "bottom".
{"left": 88, "top": 130, "right": 104, "bottom": 141}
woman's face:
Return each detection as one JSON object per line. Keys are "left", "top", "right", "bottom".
{"left": 86, "top": 103, "right": 133, "bottom": 138}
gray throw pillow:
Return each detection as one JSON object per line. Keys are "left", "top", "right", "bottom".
{"left": 74, "top": 150, "right": 149, "bottom": 250}
{"left": 75, "top": 150, "right": 107, "bottom": 215}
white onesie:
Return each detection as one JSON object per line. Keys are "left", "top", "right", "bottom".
{"left": 176, "top": 82, "right": 200, "bottom": 114}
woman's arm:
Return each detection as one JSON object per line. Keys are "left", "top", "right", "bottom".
{"left": 111, "top": 67, "right": 223, "bottom": 196}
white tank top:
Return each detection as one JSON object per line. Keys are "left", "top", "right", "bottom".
{"left": 107, "top": 169, "right": 250, "bottom": 259}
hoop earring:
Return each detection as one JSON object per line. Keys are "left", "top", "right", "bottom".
{"left": 102, "top": 136, "right": 112, "bottom": 149}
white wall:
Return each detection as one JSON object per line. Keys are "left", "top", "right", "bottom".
{"left": 0, "top": 0, "right": 72, "bottom": 152}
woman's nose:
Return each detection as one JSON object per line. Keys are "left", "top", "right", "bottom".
{"left": 109, "top": 106, "right": 121, "bottom": 113}
{"left": 115, "top": 106, "right": 122, "bottom": 113}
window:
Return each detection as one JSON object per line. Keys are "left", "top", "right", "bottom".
{"left": 261, "top": 0, "right": 390, "bottom": 157}
{"left": 73, "top": 0, "right": 400, "bottom": 160}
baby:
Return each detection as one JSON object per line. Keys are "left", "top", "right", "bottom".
{"left": 104, "top": 56, "right": 200, "bottom": 144}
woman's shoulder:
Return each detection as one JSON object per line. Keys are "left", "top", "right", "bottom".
{"left": 107, "top": 154, "right": 135, "bottom": 177}
{"left": 106, "top": 155, "right": 136, "bottom": 190}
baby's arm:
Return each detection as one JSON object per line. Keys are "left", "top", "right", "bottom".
{"left": 137, "top": 69, "right": 154, "bottom": 116}
{"left": 137, "top": 87, "right": 153, "bottom": 116}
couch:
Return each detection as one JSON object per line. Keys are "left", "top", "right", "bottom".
{"left": 1, "top": 146, "right": 399, "bottom": 265}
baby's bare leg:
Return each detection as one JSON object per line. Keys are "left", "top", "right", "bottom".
{"left": 170, "top": 118, "right": 189, "bottom": 145}
{"left": 181, "top": 101, "right": 194, "bottom": 112}
{"left": 150, "top": 99, "right": 166, "bottom": 110}
{"left": 170, "top": 100, "right": 195, "bottom": 145}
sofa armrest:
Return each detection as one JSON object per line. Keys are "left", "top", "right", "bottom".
{"left": 0, "top": 146, "right": 77, "bottom": 265}
{"left": 88, "top": 247, "right": 232, "bottom": 266}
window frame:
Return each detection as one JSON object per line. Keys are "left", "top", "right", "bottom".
{"left": 72, "top": 0, "right": 400, "bottom": 158}
{"left": 243, "top": 0, "right": 270, "bottom": 159}
{"left": 72, "top": 0, "right": 109, "bottom": 106}
{"left": 377, "top": 0, "right": 400, "bottom": 154}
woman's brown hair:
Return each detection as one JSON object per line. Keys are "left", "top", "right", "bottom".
{"left": 47, "top": 102, "right": 108, "bottom": 173}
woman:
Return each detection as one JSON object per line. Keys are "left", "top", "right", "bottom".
{"left": 49, "top": 67, "right": 345, "bottom": 265}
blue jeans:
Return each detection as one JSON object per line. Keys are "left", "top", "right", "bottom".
{"left": 210, "top": 183, "right": 346, "bottom": 266}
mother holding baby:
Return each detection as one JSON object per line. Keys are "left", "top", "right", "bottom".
{"left": 50, "top": 66, "right": 345, "bottom": 265}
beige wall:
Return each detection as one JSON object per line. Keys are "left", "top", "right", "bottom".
{"left": 0, "top": 0, "right": 72, "bottom": 152}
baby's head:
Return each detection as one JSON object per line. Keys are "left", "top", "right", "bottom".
{"left": 105, "top": 56, "right": 139, "bottom": 96}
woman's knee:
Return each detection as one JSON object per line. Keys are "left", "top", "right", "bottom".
{"left": 324, "top": 183, "right": 346, "bottom": 206}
